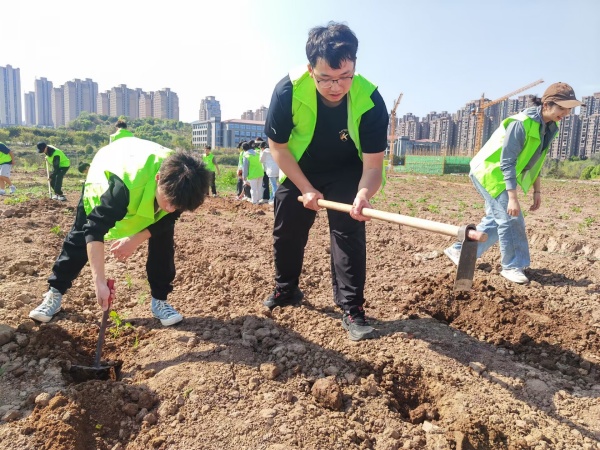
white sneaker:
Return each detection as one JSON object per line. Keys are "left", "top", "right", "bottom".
{"left": 500, "top": 268, "right": 529, "bottom": 284}
{"left": 57, "top": 195, "right": 67, "bottom": 201}
{"left": 9, "top": 185, "right": 16, "bottom": 194}
{"left": 443, "top": 246, "right": 460, "bottom": 266}
{"left": 52, "top": 194, "right": 58, "bottom": 200}
{"left": 29, "top": 288, "right": 63, "bottom": 322}
{"left": 151, "top": 298, "right": 183, "bottom": 326}
{"left": 0, "top": 189, "right": 5, "bottom": 195}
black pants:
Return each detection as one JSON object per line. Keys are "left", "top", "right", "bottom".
{"left": 262, "top": 173, "right": 270, "bottom": 200}
{"left": 48, "top": 194, "right": 175, "bottom": 300}
{"left": 272, "top": 165, "right": 366, "bottom": 313}
{"left": 208, "top": 171, "right": 217, "bottom": 196}
{"left": 50, "top": 167, "right": 69, "bottom": 195}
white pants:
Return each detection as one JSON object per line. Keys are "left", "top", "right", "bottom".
{"left": 248, "top": 178, "right": 263, "bottom": 204}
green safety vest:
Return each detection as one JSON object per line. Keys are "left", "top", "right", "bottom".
{"left": 470, "top": 112, "right": 557, "bottom": 198}
{"left": 0, "top": 143, "right": 11, "bottom": 165}
{"left": 202, "top": 153, "right": 216, "bottom": 172}
{"left": 244, "top": 151, "right": 263, "bottom": 180}
{"left": 46, "top": 147, "right": 70, "bottom": 168}
{"left": 286, "top": 68, "right": 383, "bottom": 183}
{"left": 110, "top": 128, "right": 134, "bottom": 143}
{"left": 83, "top": 137, "right": 171, "bottom": 240}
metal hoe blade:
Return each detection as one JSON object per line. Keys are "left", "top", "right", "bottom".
{"left": 454, "top": 224, "right": 478, "bottom": 291}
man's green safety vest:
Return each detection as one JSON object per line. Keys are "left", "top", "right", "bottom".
{"left": 110, "top": 128, "right": 134, "bottom": 143}
{"left": 470, "top": 112, "right": 557, "bottom": 198}
{"left": 284, "top": 67, "right": 383, "bottom": 183}
{"left": 203, "top": 153, "right": 216, "bottom": 172}
{"left": 244, "top": 151, "right": 263, "bottom": 180}
{"left": 0, "top": 143, "right": 11, "bottom": 165}
{"left": 46, "top": 147, "right": 70, "bottom": 168}
{"left": 83, "top": 137, "right": 171, "bottom": 240}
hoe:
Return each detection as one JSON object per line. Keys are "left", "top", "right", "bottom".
{"left": 298, "top": 197, "right": 487, "bottom": 291}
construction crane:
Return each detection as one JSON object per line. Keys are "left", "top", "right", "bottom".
{"left": 473, "top": 79, "right": 544, "bottom": 153}
{"left": 387, "top": 93, "right": 403, "bottom": 173}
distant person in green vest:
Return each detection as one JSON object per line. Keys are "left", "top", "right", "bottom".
{"left": 262, "top": 22, "right": 388, "bottom": 341}
{"left": 29, "top": 137, "right": 210, "bottom": 326}
{"left": 0, "top": 142, "right": 17, "bottom": 195}
{"left": 37, "top": 142, "right": 71, "bottom": 201}
{"left": 110, "top": 119, "right": 134, "bottom": 143}
{"left": 202, "top": 145, "right": 220, "bottom": 196}
{"left": 444, "top": 82, "right": 583, "bottom": 284}
{"left": 241, "top": 142, "right": 264, "bottom": 204}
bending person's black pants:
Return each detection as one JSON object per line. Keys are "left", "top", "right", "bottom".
{"left": 50, "top": 166, "right": 69, "bottom": 195}
{"left": 272, "top": 165, "right": 366, "bottom": 313}
{"left": 48, "top": 195, "right": 176, "bottom": 300}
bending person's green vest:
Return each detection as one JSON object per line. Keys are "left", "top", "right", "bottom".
{"left": 110, "top": 128, "right": 134, "bottom": 143}
{"left": 283, "top": 67, "right": 379, "bottom": 182}
{"left": 83, "top": 137, "right": 172, "bottom": 240}
{"left": 470, "top": 112, "right": 556, "bottom": 198}
{"left": 46, "top": 146, "right": 70, "bottom": 168}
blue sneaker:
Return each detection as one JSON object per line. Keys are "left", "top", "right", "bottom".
{"left": 151, "top": 298, "right": 183, "bottom": 326}
{"left": 29, "top": 288, "right": 63, "bottom": 322}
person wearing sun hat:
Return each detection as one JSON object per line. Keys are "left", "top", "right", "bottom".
{"left": 444, "top": 82, "right": 583, "bottom": 284}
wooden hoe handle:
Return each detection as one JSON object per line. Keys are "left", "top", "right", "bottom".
{"left": 297, "top": 196, "right": 487, "bottom": 242}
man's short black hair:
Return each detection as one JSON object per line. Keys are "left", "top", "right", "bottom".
{"left": 116, "top": 119, "right": 127, "bottom": 129}
{"left": 306, "top": 21, "right": 358, "bottom": 69}
{"left": 36, "top": 142, "right": 47, "bottom": 153}
{"left": 78, "top": 162, "right": 90, "bottom": 173}
{"left": 158, "top": 152, "right": 210, "bottom": 212}
{"left": 204, "top": 145, "right": 211, "bottom": 150}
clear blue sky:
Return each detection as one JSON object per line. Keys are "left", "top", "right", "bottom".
{"left": 5, "top": 0, "right": 599, "bottom": 123}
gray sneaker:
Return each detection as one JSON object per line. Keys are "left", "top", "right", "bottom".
{"left": 9, "top": 185, "right": 16, "bottom": 194}
{"left": 29, "top": 288, "right": 63, "bottom": 322}
{"left": 443, "top": 246, "right": 460, "bottom": 266}
{"left": 151, "top": 298, "right": 183, "bottom": 326}
{"left": 341, "top": 308, "right": 375, "bottom": 341}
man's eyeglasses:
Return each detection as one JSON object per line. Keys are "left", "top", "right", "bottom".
{"left": 315, "top": 76, "right": 354, "bottom": 89}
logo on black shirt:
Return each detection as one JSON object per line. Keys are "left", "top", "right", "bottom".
{"left": 339, "top": 129, "right": 349, "bottom": 142}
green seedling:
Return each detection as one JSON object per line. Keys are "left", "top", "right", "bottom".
{"left": 50, "top": 225, "right": 62, "bottom": 236}
{"left": 109, "top": 310, "right": 133, "bottom": 338}
{"left": 183, "top": 387, "right": 194, "bottom": 398}
{"left": 571, "top": 206, "right": 582, "bottom": 213}
{"left": 458, "top": 200, "right": 468, "bottom": 211}
{"left": 558, "top": 213, "right": 570, "bottom": 220}
{"left": 416, "top": 196, "right": 429, "bottom": 203}
{"left": 124, "top": 273, "right": 133, "bottom": 289}
{"left": 132, "top": 336, "right": 139, "bottom": 349}
{"left": 427, "top": 204, "right": 440, "bottom": 214}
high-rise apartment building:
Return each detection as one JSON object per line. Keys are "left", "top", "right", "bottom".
{"left": 97, "top": 91, "right": 110, "bottom": 116}
{"left": 254, "top": 106, "right": 268, "bottom": 122}
{"left": 34, "top": 77, "right": 53, "bottom": 126}
{"left": 0, "top": 65, "right": 22, "bottom": 125}
{"left": 24, "top": 92, "right": 36, "bottom": 126}
{"left": 153, "top": 88, "right": 179, "bottom": 120}
{"left": 550, "top": 113, "right": 580, "bottom": 159}
{"left": 63, "top": 78, "right": 98, "bottom": 124}
{"left": 51, "top": 87, "right": 65, "bottom": 128}
{"left": 139, "top": 92, "right": 153, "bottom": 118}
{"left": 199, "top": 96, "right": 221, "bottom": 121}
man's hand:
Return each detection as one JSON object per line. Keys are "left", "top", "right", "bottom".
{"left": 300, "top": 189, "right": 324, "bottom": 211}
{"left": 110, "top": 237, "right": 138, "bottom": 261}
{"left": 350, "top": 194, "right": 372, "bottom": 222}
{"left": 95, "top": 279, "right": 114, "bottom": 311}
{"left": 530, "top": 192, "right": 542, "bottom": 211}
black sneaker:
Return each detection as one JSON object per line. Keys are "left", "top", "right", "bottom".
{"left": 341, "top": 308, "right": 375, "bottom": 341}
{"left": 263, "top": 286, "right": 304, "bottom": 310}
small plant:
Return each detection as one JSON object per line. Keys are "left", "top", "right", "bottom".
{"left": 579, "top": 217, "right": 595, "bottom": 230}
{"left": 109, "top": 310, "right": 133, "bottom": 338}
{"left": 571, "top": 205, "right": 582, "bottom": 213}
{"left": 558, "top": 213, "right": 570, "bottom": 220}
{"left": 457, "top": 200, "right": 468, "bottom": 211}
{"left": 427, "top": 204, "right": 440, "bottom": 214}
{"left": 132, "top": 336, "right": 139, "bottom": 349}
{"left": 124, "top": 273, "right": 133, "bottom": 289}
{"left": 50, "top": 225, "right": 62, "bottom": 236}
{"left": 137, "top": 293, "right": 148, "bottom": 305}
{"left": 183, "top": 387, "right": 194, "bottom": 398}
{"left": 416, "top": 196, "right": 429, "bottom": 203}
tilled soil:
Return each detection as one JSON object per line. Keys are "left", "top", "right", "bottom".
{"left": 0, "top": 173, "right": 599, "bottom": 450}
